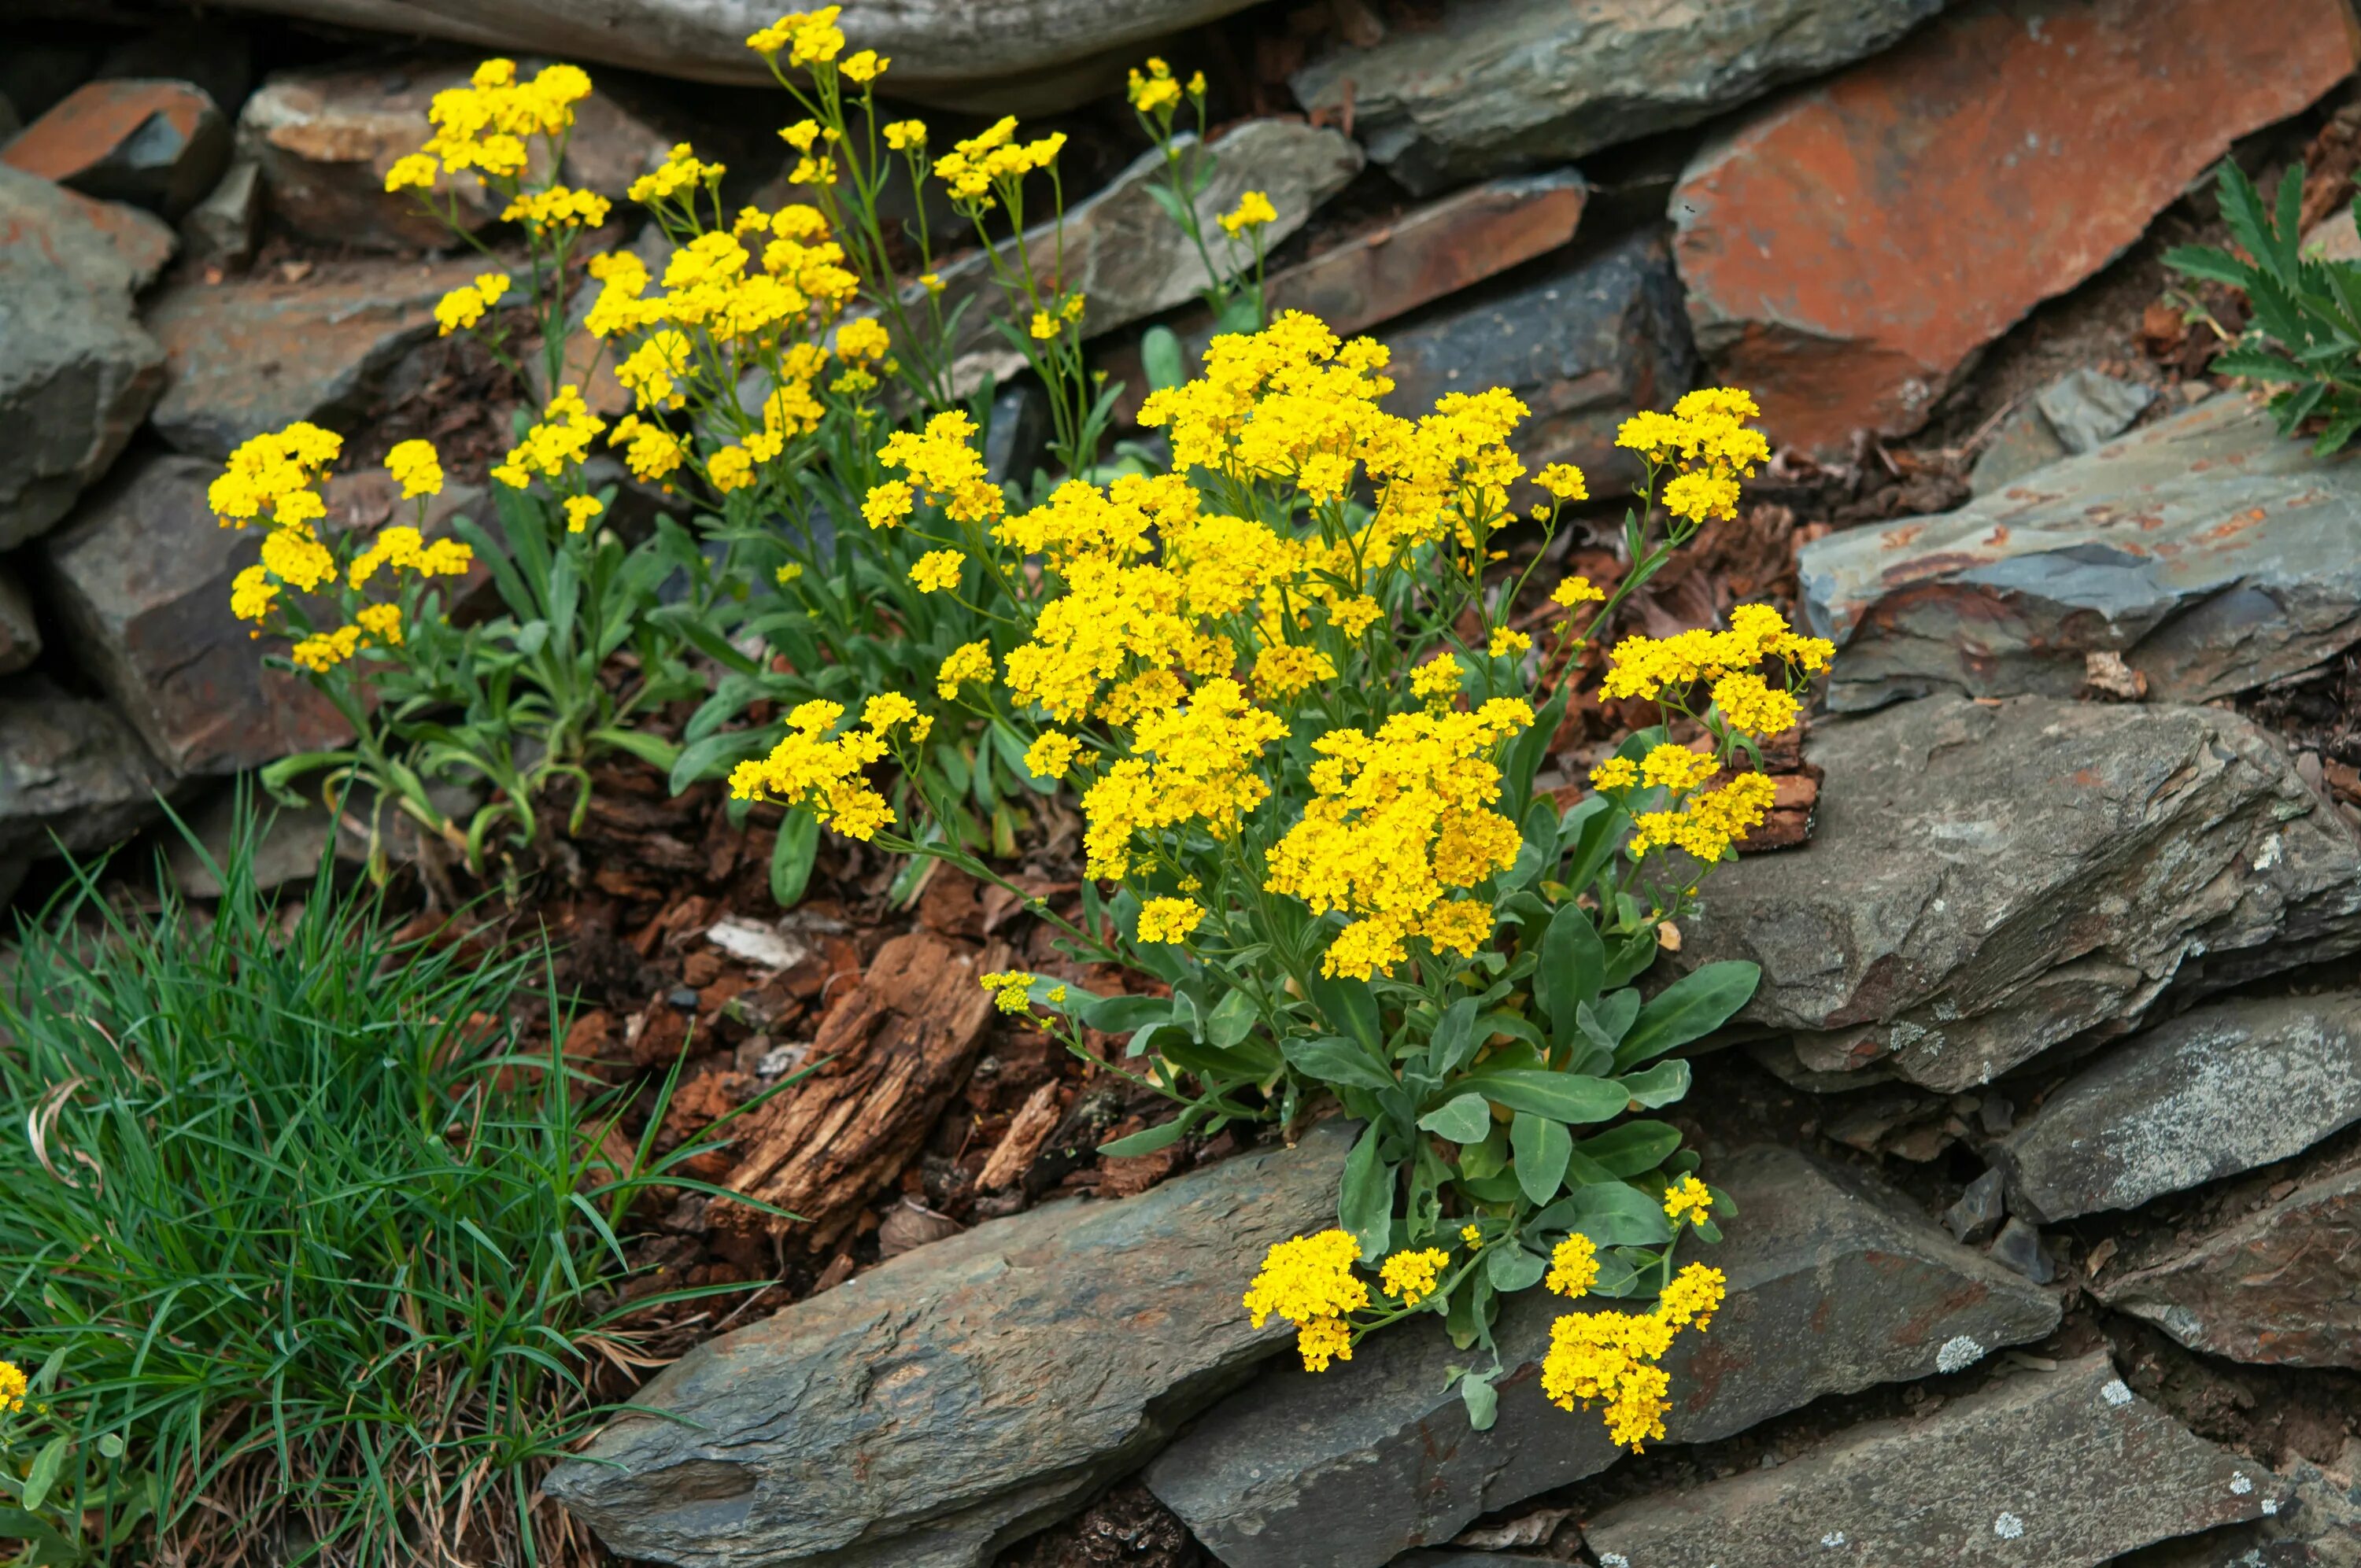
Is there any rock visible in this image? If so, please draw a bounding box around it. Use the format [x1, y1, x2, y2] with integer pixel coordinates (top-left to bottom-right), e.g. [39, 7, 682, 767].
[0, 679, 179, 864]
[163, 791, 341, 896]
[1801, 397, 2361, 710]
[145, 254, 487, 458]
[179, 154, 258, 268]
[2098, 1164, 2361, 1370]
[2307, 206, 2361, 265]
[1679, 695, 2361, 1094]
[1582, 1351, 2282, 1567]
[1144, 1146, 2059, 1568]
[1989, 1216, 2054, 1285]
[97, 21, 254, 121]
[1968, 400, 2071, 495]
[1291, 0, 1944, 197]
[0, 43, 98, 126]
[2117, 1455, 2361, 1568]
[940, 120, 1361, 380]
[206, 0, 1263, 107]
[0, 165, 171, 549]
[39, 453, 480, 777]
[0, 567, 39, 675]
[2036, 368, 2157, 455]
[1945, 1166, 2007, 1245]
[238, 60, 670, 250]
[1672, 0, 2359, 454]
[0, 78, 230, 219]
[1999, 993, 2361, 1223]
[1380, 229, 1694, 489]
[1265, 168, 1588, 338]
[545, 1120, 1354, 1568]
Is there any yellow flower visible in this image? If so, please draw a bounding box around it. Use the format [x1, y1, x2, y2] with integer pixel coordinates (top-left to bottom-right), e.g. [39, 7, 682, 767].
[863, 479, 914, 529]
[563, 495, 604, 533]
[1709, 670, 1801, 737]
[1657, 1261, 1726, 1329]
[1460, 1223, 1483, 1250]
[1587, 756, 1639, 793]
[840, 49, 887, 83]
[1378, 1247, 1448, 1307]
[354, 602, 403, 645]
[386, 439, 442, 500]
[1663, 470, 1741, 525]
[229, 564, 279, 625]
[909, 549, 965, 593]
[1295, 1315, 1353, 1373]
[1537, 462, 1588, 501]
[1487, 626, 1531, 659]
[884, 119, 929, 151]
[432, 272, 510, 336]
[1024, 729, 1079, 778]
[979, 969, 1036, 1014]
[0, 1360, 27, 1413]
[1243, 1229, 1369, 1332]
[1254, 642, 1337, 699]
[1550, 575, 1605, 608]
[1136, 896, 1206, 944]
[1545, 1233, 1598, 1298]
[1128, 58, 1184, 116]
[775, 561, 805, 585]
[1029, 310, 1059, 341]
[384, 153, 438, 192]
[937, 640, 993, 699]
[836, 317, 889, 362]
[1662, 1174, 1713, 1227]
[727, 697, 896, 839]
[1218, 190, 1279, 236]
[1639, 743, 1717, 793]
[1410, 653, 1461, 703]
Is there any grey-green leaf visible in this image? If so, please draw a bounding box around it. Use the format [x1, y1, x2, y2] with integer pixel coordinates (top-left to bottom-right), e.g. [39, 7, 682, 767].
[1510, 1111, 1572, 1206]
[1417, 1092, 1494, 1143]
[1618, 1057, 1692, 1109]
[1281, 1035, 1398, 1094]
[1616, 960, 1760, 1067]
[1461, 1068, 1628, 1124]
[1459, 1371, 1500, 1430]
[1534, 901, 1606, 1039]
[1339, 1121, 1394, 1261]
[1486, 1243, 1546, 1293]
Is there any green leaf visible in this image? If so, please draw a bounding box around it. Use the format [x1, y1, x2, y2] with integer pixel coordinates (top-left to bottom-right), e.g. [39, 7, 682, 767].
[1510, 1111, 1572, 1205]
[1542, 1182, 1673, 1247]
[1461, 1068, 1627, 1124]
[1099, 1116, 1191, 1157]
[20, 1435, 67, 1513]
[1282, 1034, 1398, 1093]
[1533, 902, 1605, 1042]
[1576, 1120, 1683, 1178]
[1576, 991, 1639, 1054]
[1417, 1092, 1494, 1143]
[1617, 961, 1759, 1067]
[2162, 242, 2254, 287]
[1617, 1057, 1691, 1109]
[1602, 928, 1661, 989]
[1456, 1121, 1509, 1179]
[1078, 994, 1172, 1034]
[1141, 324, 1188, 394]
[1458, 1371, 1500, 1431]
[670, 727, 768, 793]
[1206, 987, 1258, 1049]
[1310, 974, 1384, 1053]
[1485, 1242, 1547, 1293]
[769, 810, 820, 907]
[1339, 1121, 1393, 1261]
[1427, 996, 1483, 1077]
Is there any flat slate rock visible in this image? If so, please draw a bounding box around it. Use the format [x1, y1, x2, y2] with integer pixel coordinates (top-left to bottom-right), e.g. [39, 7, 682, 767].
[2000, 992, 2361, 1222]
[145, 254, 487, 457]
[0, 678, 179, 865]
[1144, 1146, 2058, 1568]
[1679, 695, 2361, 1094]
[1583, 1352, 2281, 1567]
[545, 1121, 1354, 1568]
[1801, 397, 2361, 710]
[2098, 1164, 2361, 1371]
[1291, 0, 1943, 196]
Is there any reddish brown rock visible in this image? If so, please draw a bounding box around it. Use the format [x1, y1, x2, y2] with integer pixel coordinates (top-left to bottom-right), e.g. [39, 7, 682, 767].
[1672, 0, 2361, 454]
[1, 77, 229, 219]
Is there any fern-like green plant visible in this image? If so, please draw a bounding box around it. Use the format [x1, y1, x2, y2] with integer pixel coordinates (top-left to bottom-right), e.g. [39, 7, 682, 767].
[2166, 160, 2361, 453]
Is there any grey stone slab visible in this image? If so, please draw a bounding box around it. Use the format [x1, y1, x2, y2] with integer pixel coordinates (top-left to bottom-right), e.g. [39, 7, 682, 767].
[2038, 368, 2157, 454]
[1801, 397, 2361, 710]
[2001, 993, 2361, 1222]
[1583, 1351, 2281, 1567]
[0, 566, 39, 675]
[2099, 1164, 2361, 1370]
[1679, 695, 2361, 1094]
[1144, 1146, 2059, 1568]
[545, 1121, 1355, 1568]
[0, 677, 179, 863]
[1291, 0, 1944, 195]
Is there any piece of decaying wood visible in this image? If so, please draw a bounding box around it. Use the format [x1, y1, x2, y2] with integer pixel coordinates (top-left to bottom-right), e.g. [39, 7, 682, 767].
[977, 1081, 1064, 1192]
[713, 930, 1007, 1250]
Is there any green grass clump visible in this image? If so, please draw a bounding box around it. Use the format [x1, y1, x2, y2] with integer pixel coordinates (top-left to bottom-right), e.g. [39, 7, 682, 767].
[0, 812, 760, 1566]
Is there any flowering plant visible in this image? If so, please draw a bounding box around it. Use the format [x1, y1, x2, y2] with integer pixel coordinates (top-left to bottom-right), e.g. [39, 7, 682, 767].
[0, 1355, 144, 1562]
[731, 304, 1829, 1444]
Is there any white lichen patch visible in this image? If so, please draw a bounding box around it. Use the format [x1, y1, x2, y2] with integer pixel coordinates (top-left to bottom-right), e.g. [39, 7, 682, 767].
[2230, 1472, 2254, 1495]
[1600, 1555, 1631, 1568]
[1821, 1531, 1847, 1548]
[2100, 1378, 2134, 1407]
[1993, 1511, 2025, 1540]
[1936, 1334, 1983, 1374]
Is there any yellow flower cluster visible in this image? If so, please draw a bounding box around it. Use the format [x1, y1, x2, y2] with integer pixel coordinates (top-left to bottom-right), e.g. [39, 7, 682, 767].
[1023, 729, 1079, 778]
[0, 1360, 23, 1414]
[1378, 1247, 1447, 1307]
[1243, 1229, 1369, 1373]
[386, 58, 590, 187]
[1614, 388, 1774, 526]
[1218, 190, 1278, 236]
[1663, 1175, 1713, 1226]
[502, 184, 610, 231]
[747, 6, 846, 67]
[1263, 699, 1532, 980]
[1545, 1234, 1599, 1297]
[492, 386, 604, 490]
[1598, 604, 1831, 703]
[877, 411, 1004, 528]
[1541, 1262, 1727, 1449]
[346, 525, 471, 591]
[932, 116, 1066, 208]
[979, 969, 1036, 1014]
[726, 695, 929, 840]
[1136, 896, 1206, 944]
[1126, 57, 1191, 116]
[386, 439, 443, 500]
[434, 272, 510, 335]
[1080, 679, 1286, 879]
[626, 142, 726, 205]
[937, 640, 994, 700]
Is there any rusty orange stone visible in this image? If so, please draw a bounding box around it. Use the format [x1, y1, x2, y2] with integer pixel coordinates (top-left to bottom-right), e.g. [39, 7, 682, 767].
[1672, 0, 2361, 456]
[2, 78, 228, 220]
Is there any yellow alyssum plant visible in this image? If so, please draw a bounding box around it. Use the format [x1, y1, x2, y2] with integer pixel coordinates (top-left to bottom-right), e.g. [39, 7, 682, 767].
[733, 305, 1829, 1444]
